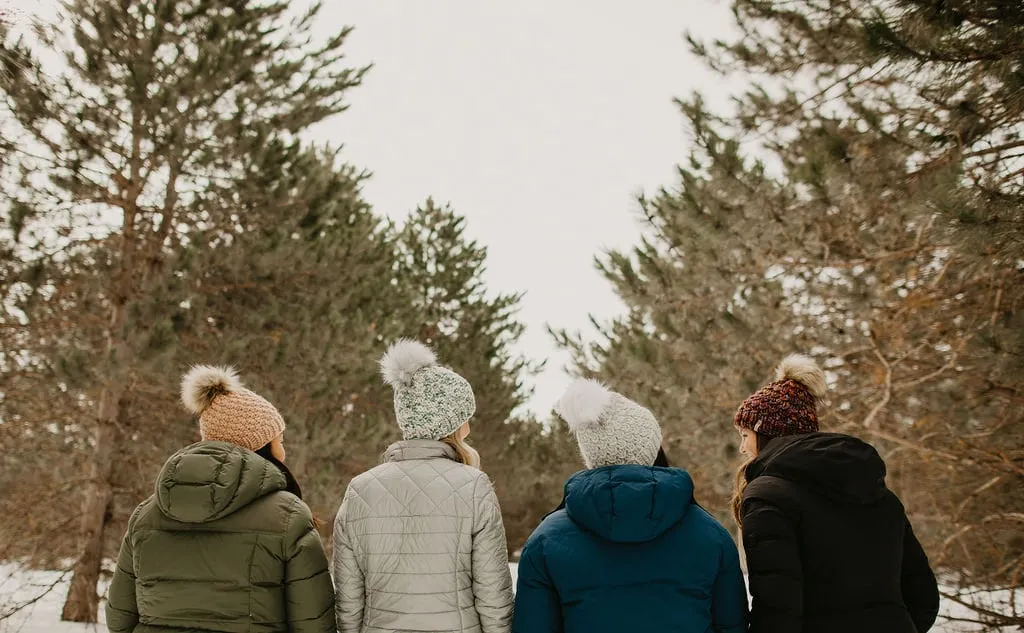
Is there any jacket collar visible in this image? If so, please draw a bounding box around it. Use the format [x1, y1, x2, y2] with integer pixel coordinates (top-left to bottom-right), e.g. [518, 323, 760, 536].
[384, 439, 458, 463]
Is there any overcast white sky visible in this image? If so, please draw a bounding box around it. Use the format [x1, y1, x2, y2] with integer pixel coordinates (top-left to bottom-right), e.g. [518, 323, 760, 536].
[310, 1, 736, 417]
[14, 0, 737, 417]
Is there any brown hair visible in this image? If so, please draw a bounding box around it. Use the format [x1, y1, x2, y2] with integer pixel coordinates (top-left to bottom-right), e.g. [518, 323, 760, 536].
[731, 431, 770, 526]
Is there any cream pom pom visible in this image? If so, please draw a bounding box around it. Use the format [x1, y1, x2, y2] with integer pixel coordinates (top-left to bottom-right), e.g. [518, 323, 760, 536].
[776, 354, 827, 399]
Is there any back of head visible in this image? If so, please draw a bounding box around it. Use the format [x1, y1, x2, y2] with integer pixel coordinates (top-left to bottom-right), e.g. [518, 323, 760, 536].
[167, 366, 291, 522]
[554, 380, 689, 538]
[555, 379, 663, 469]
[732, 354, 828, 525]
[181, 365, 286, 451]
[734, 354, 827, 438]
[379, 339, 476, 442]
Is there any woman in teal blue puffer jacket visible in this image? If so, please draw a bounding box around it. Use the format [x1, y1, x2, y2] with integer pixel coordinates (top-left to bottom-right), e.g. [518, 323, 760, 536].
[512, 380, 748, 633]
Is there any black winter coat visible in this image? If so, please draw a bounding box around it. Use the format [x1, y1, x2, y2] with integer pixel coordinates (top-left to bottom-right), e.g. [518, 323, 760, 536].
[740, 432, 940, 633]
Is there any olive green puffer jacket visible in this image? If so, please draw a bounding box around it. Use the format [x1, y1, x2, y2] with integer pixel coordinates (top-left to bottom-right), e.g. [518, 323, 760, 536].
[105, 441, 335, 633]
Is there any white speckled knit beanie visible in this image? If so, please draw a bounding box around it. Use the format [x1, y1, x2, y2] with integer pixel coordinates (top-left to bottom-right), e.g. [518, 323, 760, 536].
[181, 365, 285, 451]
[555, 379, 663, 469]
[379, 339, 476, 441]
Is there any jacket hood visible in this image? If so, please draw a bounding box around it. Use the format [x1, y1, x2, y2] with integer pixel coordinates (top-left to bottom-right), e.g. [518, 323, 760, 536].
[564, 465, 694, 543]
[156, 441, 287, 523]
[747, 432, 888, 504]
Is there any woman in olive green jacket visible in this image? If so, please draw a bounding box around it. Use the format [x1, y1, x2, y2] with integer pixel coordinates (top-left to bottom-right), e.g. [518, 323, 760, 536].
[106, 366, 335, 633]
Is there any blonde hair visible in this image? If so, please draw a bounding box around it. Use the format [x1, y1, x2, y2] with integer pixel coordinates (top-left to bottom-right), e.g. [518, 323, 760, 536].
[442, 427, 481, 469]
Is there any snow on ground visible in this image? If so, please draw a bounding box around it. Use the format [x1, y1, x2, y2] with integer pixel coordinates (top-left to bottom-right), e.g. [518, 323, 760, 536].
[0, 563, 109, 633]
[1, 562, 1019, 632]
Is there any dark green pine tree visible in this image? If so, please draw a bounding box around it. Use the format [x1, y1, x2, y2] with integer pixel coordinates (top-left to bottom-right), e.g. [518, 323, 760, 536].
[560, 4, 1022, 622]
[392, 199, 536, 422]
[390, 199, 568, 547]
[552, 100, 803, 515]
[0, 234, 113, 569]
[0, 0, 367, 620]
[112, 142, 410, 536]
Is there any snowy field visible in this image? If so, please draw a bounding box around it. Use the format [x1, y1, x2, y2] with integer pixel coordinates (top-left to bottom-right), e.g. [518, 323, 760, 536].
[0, 562, 1019, 632]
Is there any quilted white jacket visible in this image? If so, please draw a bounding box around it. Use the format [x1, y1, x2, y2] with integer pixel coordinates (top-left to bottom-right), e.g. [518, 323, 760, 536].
[333, 440, 513, 633]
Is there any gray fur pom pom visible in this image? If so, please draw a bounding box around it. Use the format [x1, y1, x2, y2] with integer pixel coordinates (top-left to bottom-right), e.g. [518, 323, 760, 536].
[380, 339, 437, 387]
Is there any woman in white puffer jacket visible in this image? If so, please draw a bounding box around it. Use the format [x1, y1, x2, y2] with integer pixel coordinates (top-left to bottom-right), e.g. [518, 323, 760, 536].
[332, 339, 513, 633]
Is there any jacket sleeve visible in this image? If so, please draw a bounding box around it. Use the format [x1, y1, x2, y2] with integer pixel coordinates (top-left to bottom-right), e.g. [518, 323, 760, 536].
[901, 520, 940, 632]
[741, 491, 803, 633]
[511, 535, 562, 633]
[105, 508, 141, 633]
[712, 532, 749, 633]
[333, 485, 365, 633]
[283, 498, 336, 633]
[472, 474, 514, 633]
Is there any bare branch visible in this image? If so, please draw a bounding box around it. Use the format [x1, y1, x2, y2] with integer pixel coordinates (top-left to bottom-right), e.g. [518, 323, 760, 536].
[862, 334, 892, 428]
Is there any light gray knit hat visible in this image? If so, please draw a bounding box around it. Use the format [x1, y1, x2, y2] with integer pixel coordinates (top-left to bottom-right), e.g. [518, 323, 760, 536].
[380, 339, 476, 441]
[555, 379, 663, 469]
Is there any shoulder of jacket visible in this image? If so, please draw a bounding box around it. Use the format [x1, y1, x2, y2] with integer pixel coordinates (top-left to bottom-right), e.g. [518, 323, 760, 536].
[348, 465, 379, 487]
[743, 474, 794, 501]
[527, 508, 574, 546]
[346, 461, 400, 490]
[282, 491, 310, 517]
[279, 493, 316, 543]
[127, 496, 157, 531]
[690, 504, 735, 545]
[742, 475, 802, 517]
[471, 467, 496, 492]
[519, 511, 579, 581]
[885, 488, 906, 511]
[250, 490, 311, 533]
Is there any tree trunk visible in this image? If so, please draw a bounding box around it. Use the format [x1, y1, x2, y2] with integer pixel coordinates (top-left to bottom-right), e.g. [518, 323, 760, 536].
[60, 388, 119, 623]
[61, 287, 130, 622]
[59, 92, 156, 620]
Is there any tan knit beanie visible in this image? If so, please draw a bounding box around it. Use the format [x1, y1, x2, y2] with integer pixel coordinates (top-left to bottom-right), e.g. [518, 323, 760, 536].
[181, 365, 285, 451]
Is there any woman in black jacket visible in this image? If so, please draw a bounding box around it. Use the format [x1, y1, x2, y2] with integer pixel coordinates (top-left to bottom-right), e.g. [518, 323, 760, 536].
[732, 354, 940, 633]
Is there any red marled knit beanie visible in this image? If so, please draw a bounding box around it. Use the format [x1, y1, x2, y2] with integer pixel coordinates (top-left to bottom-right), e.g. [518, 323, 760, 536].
[735, 354, 827, 437]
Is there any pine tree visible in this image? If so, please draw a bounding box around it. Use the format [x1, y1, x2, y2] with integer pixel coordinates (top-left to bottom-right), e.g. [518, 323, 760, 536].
[0, 0, 366, 620]
[172, 142, 410, 520]
[553, 101, 802, 513]
[0, 238, 106, 568]
[390, 199, 565, 547]
[392, 199, 535, 420]
[694, 0, 1024, 610]
[561, 1, 1022, 622]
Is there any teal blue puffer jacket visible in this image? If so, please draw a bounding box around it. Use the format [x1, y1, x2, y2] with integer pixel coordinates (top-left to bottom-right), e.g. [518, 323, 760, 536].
[513, 465, 748, 633]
